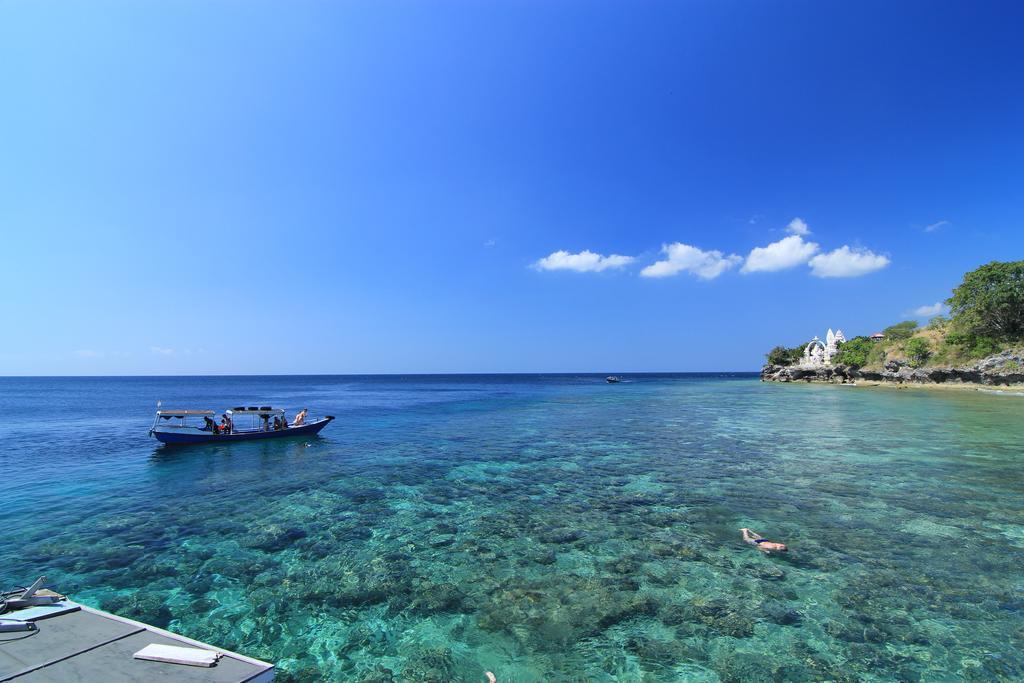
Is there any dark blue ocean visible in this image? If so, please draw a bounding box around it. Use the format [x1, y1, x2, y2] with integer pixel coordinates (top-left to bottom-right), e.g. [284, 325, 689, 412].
[1, 375, 1023, 681]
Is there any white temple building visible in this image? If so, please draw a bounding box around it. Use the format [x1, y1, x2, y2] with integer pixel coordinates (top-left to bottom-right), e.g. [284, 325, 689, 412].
[802, 328, 846, 366]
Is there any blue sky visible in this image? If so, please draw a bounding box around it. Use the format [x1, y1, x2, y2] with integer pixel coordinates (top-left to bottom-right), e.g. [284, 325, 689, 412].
[1, 1, 1022, 375]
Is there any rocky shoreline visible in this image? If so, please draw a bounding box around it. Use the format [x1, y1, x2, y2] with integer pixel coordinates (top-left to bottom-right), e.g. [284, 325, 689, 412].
[761, 350, 1024, 387]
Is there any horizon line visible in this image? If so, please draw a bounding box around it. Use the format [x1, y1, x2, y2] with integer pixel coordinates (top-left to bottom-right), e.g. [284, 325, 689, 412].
[0, 370, 762, 379]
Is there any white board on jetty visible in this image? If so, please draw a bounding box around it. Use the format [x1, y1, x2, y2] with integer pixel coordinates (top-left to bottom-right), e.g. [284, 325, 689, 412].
[133, 643, 221, 667]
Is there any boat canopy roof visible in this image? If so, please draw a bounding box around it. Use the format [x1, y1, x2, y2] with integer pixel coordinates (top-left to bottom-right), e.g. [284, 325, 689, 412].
[226, 407, 284, 416]
[156, 409, 215, 417]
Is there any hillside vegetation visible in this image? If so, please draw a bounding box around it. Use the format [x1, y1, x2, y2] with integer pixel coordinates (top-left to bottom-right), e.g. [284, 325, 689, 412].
[766, 260, 1024, 371]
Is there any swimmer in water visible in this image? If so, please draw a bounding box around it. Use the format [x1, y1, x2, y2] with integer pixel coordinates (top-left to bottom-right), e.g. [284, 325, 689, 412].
[741, 528, 788, 553]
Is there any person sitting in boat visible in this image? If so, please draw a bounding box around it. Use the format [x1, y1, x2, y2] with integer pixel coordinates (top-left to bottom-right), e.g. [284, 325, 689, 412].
[261, 414, 270, 432]
[203, 416, 219, 434]
[220, 414, 233, 435]
[292, 408, 308, 426]
[272, 416, 282, 430]
[741, 528, 787, 553]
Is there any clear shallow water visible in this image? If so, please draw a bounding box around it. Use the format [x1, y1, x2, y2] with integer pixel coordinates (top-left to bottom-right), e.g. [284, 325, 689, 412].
[1, 375, 1022, 682]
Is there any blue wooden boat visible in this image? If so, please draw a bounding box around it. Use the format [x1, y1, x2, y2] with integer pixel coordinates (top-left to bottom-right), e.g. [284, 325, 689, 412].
[149, 405, 334, 445]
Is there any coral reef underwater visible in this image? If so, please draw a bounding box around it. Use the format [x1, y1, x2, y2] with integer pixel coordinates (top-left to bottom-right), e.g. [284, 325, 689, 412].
[2, 375, 1023, 681]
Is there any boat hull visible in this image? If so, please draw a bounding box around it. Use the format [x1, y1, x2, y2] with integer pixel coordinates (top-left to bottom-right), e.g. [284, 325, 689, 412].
[152, 417, 334, 445]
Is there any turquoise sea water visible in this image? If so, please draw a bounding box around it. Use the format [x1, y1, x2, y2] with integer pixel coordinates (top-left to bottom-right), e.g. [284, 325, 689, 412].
[1, 374, 1023, 681]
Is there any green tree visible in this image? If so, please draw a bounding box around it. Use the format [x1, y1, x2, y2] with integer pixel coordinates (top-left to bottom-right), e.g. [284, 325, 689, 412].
[766, 346, 789, 366]
[832, 336, 873, 367]
[946, 260, 1024, 340]
[944, 331, 1002, 359]
[883, 320, 918, 340]
[766, 345, 805, 366]
[905, 337, 931, 368]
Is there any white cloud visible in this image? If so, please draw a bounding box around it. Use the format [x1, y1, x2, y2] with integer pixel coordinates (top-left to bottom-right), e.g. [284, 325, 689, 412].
[533, 249, 634, 273]
[912, 302, 949, 317]
[786, 217, 810, 236]
[75, 349, 101, 358]
[150, 346, 175, 355]
[483, 239, 496, 247]
[640, 243, 741, 279]
[924, 220, 949, 233]
[808, 246, 890, 278]
[741, 235, 820, 273]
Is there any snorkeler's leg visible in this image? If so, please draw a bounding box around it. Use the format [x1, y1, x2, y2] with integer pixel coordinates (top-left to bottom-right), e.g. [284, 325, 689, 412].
[741, 528, 762, 544]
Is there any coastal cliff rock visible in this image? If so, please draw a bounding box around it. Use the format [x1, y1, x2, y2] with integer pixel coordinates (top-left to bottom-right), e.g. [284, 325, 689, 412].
[761, 350, 1024, 386]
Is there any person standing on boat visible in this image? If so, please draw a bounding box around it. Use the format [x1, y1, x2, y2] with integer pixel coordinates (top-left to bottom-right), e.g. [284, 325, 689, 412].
[293, 408, 308, 426]
[221, 413, 233, 435]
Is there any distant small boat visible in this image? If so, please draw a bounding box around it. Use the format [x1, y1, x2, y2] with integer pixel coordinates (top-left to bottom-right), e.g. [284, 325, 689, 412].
[605, 376, 622, 383]
[150, 406, 333, 445]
